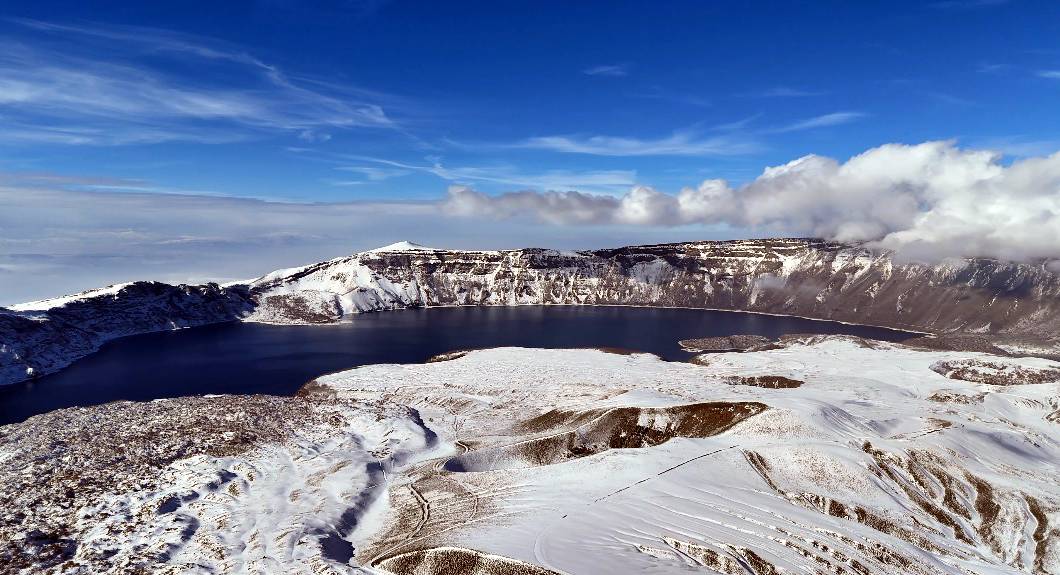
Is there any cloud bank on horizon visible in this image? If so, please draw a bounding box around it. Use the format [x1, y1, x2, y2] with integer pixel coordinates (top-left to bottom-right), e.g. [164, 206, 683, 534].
[444, 141, 1060, 264]
[3, 140, 1060, 304]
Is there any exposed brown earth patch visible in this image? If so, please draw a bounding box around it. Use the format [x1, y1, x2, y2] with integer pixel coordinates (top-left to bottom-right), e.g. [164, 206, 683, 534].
[966, 472, 1004, 557]
[930, 358, 1060, 385]
[679, 334, 773, 352]
[725, 375, 804, 389]
[426, 350, 473, 362]
[663, 537, 781, 574]
[255, 292, 339, 323]
[861, 442, 975, 546]
[377, 546, 561, 575]
[1026, 496, 1059, 575]
[0, 394, 316, 573]
[902, 335, 1010, 355]
[746, 450, 949, 558]
[927, 391, 987, 404]
[446, 402, 767, 472]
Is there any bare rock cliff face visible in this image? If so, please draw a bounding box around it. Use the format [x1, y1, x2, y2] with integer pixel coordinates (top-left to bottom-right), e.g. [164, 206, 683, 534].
[0, 282, 253, 386]
[247, 238, 1060, 336]
[2, 238, 1059, 386]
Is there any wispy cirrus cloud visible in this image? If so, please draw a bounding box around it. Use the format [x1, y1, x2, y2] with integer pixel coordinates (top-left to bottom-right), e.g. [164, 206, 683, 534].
[515, 112, 862, 158]
[335, 166, 410, 181]
[742, 86, 826, 98]
[347, 156, 637, 194]
[976, 62, 1007, 74]
[768, 111, 867, 133]
[582, 64, 629, 77]
[1038, 70, 1060, 79]
[517, 130, 760, 157]
[628, 87, 711, 107]
[0, 19, 398, 145]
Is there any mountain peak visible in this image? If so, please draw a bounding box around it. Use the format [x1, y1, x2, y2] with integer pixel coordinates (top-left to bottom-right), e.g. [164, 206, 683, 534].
[367, 241, 433, 253]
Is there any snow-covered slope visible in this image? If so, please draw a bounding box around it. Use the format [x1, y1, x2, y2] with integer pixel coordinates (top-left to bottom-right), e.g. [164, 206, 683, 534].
[4, 238, 1060, 386]
[0, 282, 252, 386]
[245, 238, 1060, 338]
[5, 338, 1058, 574]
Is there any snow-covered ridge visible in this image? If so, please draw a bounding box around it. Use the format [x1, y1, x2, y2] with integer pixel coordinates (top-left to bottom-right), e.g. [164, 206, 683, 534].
[243, 238, 1060, 339]
[9, 282, 135, 312]
[3, 238, 1060, 386]
[367, 240, 434, 252]
[1, 281, 253, 386]
[5, 339, 1059, 573]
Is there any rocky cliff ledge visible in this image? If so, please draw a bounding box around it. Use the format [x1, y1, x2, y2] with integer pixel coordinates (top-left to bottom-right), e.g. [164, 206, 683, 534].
[0, 282, 253, 386]
[3, 238, 1059, 385]
[246, 238, 1060, 336]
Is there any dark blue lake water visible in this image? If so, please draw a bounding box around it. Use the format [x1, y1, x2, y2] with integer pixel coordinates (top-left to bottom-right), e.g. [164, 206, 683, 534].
[0, 306, 914, 425]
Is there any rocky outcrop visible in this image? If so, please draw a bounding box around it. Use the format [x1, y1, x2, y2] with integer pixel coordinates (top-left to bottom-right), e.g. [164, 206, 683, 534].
[0, 282, 253, 386]
[679, 335, 774, 352]
[246, 238, 1060, 337]
[3, 238, 1060, 386]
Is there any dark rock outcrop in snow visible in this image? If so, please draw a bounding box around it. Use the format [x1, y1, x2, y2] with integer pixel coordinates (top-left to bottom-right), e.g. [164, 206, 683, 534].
[679, 335, 774, 352]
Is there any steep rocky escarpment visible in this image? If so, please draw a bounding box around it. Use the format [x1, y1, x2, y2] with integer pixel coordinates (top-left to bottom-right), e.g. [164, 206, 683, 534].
[0, 282, 252, 386]
[247, 238, 1060, 337]
[3, 238, 1059, 386]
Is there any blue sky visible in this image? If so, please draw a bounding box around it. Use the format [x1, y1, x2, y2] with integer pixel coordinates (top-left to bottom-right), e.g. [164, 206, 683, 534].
[2, 1, 1060, 302]
[2, 0, 1058, 199]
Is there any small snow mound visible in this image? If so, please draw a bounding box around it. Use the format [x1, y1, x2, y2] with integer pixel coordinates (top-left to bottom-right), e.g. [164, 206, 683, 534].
[367, 241, 433, 253]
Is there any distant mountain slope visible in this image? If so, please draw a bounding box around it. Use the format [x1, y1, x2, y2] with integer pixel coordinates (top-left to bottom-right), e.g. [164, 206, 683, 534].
[0, 283, 252, 386]
[245, 238, 1060, 336]
[2, 238, 1059, 386]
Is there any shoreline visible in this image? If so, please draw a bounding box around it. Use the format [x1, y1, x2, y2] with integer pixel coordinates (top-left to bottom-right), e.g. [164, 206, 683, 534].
[3, 301, 929, 391]
[246, 300, 933, 336]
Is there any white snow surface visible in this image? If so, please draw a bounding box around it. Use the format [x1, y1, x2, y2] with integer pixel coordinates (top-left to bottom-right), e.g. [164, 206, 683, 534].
[9, 282, 134, 312]
[367, 241, 434, 253]
[53, 338, 1060, 574]
[317, 341, 1060, 575]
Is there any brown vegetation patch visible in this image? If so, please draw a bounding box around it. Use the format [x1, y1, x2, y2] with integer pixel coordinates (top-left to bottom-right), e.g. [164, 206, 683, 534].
[256, 293, 339, 323]
[446, 402, 767, 472]
[376, 547, 560, 575]
[861, 442, 974, 546]
[1026, 496, 1058, 575]
[426, 350, 472, 363]
[295, 380, 338, 398]
[902, 335, 1010, 355]
[930, 359, 1060, 386]
[725, 375, 804, 389]
[663, 537, 781, 575]
[966, 473, 1004, 556]
[0, 394, 316, 573]
[927, 391, 986, 404]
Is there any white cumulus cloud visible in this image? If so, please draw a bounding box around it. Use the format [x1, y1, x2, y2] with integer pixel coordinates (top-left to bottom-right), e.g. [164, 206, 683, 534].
[442, 140, 1060, 263]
